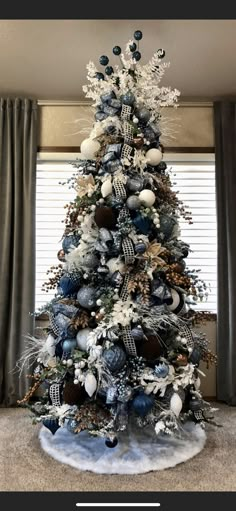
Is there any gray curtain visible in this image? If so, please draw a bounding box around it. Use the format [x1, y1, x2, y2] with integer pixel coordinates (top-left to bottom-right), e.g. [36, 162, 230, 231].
[214, 101, 236, 405]
[0, 98, 37, 406]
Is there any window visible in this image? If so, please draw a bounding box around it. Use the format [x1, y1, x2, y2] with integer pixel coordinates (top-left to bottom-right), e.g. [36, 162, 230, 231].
[36, 161, 76, 309]
[36, 154, 217, 313]
[166, 155, 217, 312]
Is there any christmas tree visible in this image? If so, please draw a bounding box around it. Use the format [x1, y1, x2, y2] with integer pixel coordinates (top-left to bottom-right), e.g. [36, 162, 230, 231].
[19, 30, 217, 449]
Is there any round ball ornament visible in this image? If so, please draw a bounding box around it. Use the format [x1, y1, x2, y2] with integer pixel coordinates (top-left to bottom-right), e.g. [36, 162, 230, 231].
[81, 253, 99, 269]
[99, 55, 109, 66]
[76, 328, 93, 351]
[105, 436, 118, 448]
[77, 287, 97, 310]
[139, 189, 156, 207]
[126, 195, 141, 210]
[122, 91, 135, 105]
[105, 66, 114, 76]
[167, 289, 184, 314]
[95, 72, 104, 81]
[129, 42, 137, 52]
[80, 138, 101, 160]
[135, 107, 151, 123]
[127, 178, 143, 193]
[134, 30, 143, 41]
[133, 51, 141, 61]
[62, 338, 77, 353]
[146, 147, 163, 166]
[113, 46, 121, 55]
[131, 391, 154, 417]
[102, 345, 126, 373]
[94, 206, 117, 229]
[137, 334, 163, 360]
[63, 382, 86, 406]
[62, 234, 80, 254]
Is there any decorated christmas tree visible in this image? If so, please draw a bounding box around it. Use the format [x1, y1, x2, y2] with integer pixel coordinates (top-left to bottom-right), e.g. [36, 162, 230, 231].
[18, 31, 217, 454]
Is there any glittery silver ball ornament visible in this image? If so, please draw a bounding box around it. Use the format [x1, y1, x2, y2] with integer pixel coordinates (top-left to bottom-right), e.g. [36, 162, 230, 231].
[77, 287, 97, 310]
[127, 178, 143, 192]
[126, 195, 141, 210]
[102, 345, 126, 373]
[123, 91, 135, 105]
[81, 253, 99, 269]
[135, 107, 151, 123]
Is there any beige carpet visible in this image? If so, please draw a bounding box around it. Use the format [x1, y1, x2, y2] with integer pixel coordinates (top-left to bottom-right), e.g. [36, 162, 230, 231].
[0, 403, 236, 492]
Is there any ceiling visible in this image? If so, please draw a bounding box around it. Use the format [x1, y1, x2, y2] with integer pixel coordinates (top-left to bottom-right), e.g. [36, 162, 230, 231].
[0, 19, 235, 101]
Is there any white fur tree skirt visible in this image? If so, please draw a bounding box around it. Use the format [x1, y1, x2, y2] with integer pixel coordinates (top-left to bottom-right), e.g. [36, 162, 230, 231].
[39, 421, 206, 474]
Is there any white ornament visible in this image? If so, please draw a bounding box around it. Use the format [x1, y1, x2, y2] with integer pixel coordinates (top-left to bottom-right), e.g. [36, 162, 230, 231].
[78, 360, 86, 369]
[62, 360, 67, 365]
[139, 189, 156, 207]
[85, 372, 97, 397]
[74, 368, 82, 377]
[76, 328, 92, 351]
[170, 392, 183, 417]
[80, 138, 101, 160]
[195, 377, 201, 390]
[74, 379, 79, 385]
[146, 148, 163, 166]
[66, 359, 73, 368]
[96, 299, 102, 306]
[101, 179, 112, 198]
[168, 289, 181, 311]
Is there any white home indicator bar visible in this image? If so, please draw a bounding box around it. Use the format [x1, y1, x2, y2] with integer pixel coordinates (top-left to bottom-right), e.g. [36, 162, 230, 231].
[76, 504, 161, 507]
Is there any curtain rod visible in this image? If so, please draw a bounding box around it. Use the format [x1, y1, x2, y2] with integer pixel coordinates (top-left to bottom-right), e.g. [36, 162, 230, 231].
[38, 100, 213, 107]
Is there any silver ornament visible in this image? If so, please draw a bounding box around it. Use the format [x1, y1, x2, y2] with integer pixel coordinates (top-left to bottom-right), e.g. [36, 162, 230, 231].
[81, 253, 99, 269]
[127, 178, 143, 192]
[77, 287, 97, 310]
[126, 195, 141, 210]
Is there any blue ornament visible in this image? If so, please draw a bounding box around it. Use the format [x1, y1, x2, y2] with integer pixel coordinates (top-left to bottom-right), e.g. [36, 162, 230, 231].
[43, 418, 60, 435]
[132, 214, 152, 235]
[133, 51, 141, 61]
[134, 30, 143, 41]
[77, 286, 97, 310]
[113, 46, 121, 55]
[131, 326, 144, 341]
[131, 392, 154, 417]
[105, 437, 118, 448]
[123, 91, 135, 106]
[157, 48, 165, 59]
[190, 347, 202, 365]
[129, 42, 137, 52]
[135, 107, 151, 123]
[59, 275, 81, 297]
[99, 55, 109, 66]
[105, 66, 114, 76]
[67, 419, 78, 433]
[62, 234, 80, 254]
[102, 345, 126, 373]
[62, 338, 77, 353]
[95, 72, 104, 81]
[134, 241, 146, 254]
[154, 363, 169, 378]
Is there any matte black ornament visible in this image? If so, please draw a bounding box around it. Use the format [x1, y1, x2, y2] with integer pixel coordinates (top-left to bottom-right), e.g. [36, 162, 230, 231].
[133, 51, 141, 61]
[134, 30, 143, 41]
[105, 437, 118, 448]
[99, 55, 109, 66]
[157, 161, 167, 172]
[43, 418, 60, 435]
[105, 66, 114, 76]
[113, 46, 121, 55]
[129, 42, 137, 52]
[95, 72, 104, 81]
[157, 48, 166, 59]
[102, 345, 126, 373]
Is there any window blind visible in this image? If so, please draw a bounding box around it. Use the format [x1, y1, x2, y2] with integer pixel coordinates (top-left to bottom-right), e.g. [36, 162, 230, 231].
[36, 160, 217, 313]
[170, 163, 217, 312]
